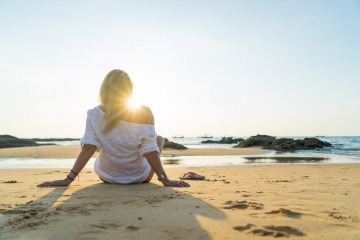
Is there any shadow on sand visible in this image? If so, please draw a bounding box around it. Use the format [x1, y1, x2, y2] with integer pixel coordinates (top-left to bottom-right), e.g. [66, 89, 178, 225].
[1, 181, 226, 239]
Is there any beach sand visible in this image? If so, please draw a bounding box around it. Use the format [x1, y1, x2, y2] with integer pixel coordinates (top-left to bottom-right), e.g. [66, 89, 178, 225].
[1, 164, 359, 239]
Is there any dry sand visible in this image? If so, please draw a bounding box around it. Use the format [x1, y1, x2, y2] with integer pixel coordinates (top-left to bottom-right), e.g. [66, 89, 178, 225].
[0, 145, 272, 158]
[1, 165, 359, 239]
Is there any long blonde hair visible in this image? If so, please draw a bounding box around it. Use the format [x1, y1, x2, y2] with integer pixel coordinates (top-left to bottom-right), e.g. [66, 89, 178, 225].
[99, 69, 133, 132]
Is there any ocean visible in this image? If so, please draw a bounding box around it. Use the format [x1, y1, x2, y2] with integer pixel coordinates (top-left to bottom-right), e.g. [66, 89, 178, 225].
[168, 136, 360, 157]
[0, 136, 359, 169]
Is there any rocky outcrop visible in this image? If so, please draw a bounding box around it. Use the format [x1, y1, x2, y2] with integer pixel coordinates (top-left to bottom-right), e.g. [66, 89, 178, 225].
[235, 135, 275, 148]
[234, 135, 331, 152]
[164, 138, 188, 150]
[0, 135, 40, 148]
[201, 137, 244, 144]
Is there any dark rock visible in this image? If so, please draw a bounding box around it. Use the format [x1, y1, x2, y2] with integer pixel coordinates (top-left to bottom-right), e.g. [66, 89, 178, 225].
[303, 137, 331, 148]
[271, 138, 302, 151]
[201, 137, 243, 144]
[234, 135, 331, 152]
[0, 135, 39, 149]
[164, 138, 188, 150]
[236, 135, 276, 148]
[201, 140, 218, 144]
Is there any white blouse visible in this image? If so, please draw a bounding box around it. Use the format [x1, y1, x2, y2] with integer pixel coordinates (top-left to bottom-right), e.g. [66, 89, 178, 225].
[80, 106, 160, 184]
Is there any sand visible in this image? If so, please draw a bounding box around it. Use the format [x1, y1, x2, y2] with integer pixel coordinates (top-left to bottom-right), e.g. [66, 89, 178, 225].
[1, 164, 359, 239]
[0, 145, 272, 158]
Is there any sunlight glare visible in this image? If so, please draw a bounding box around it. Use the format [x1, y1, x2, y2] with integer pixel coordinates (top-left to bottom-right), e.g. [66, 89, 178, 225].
[128, 97, 141, 109]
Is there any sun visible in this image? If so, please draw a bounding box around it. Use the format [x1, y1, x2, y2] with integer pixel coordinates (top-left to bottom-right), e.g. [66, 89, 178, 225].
[127, 96, 141, 109]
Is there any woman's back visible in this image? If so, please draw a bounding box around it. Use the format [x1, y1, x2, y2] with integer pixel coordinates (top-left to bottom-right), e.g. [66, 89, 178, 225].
[81, 105, 160, 184]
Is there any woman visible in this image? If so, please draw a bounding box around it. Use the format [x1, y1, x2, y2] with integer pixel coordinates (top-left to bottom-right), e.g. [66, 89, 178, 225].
[38, 69, 189, 187]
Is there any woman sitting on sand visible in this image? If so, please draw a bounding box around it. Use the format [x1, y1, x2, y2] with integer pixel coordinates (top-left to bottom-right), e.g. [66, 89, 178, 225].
[38, 69, 189, 188]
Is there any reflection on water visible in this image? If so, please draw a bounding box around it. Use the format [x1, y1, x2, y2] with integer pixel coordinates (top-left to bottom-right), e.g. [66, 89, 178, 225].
[244, 157, 330, 163]
[0, 154, 358, 169]
[346, 148, 360, 151]
[161, 154, 176, 158]
[163, 159, 181, 165]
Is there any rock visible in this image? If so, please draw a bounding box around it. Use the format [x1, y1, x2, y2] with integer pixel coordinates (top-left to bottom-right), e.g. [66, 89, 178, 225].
[234, 135, 331, 152]
[271, 138, 301, 151]
[303, 137, 331, 148]
[236, 135, 276, 148]
[0, 135, 39, 149]
[164, 138, 188, 150]
[201, 137, 243, 144]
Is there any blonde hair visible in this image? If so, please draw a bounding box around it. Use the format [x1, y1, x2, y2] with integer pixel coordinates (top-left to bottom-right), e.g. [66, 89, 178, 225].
[99, 69, 133, 132]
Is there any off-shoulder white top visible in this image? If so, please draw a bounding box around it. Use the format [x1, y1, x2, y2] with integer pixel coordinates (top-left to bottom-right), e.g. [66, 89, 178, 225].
[80, 106, 159, 184]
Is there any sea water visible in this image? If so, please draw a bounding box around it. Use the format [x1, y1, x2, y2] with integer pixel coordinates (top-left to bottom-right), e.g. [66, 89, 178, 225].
[162, 136, 360, 167]
[0, 136, 359, 169]
[168, 136, 360, 157]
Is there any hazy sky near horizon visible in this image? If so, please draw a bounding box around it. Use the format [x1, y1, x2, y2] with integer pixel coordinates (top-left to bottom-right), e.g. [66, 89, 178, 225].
[1, 0, 359, 138]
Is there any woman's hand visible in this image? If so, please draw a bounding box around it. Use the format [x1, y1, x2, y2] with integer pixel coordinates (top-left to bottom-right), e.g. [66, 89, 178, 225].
[161, 178, 190, 187]
[37, 178, 72, 187]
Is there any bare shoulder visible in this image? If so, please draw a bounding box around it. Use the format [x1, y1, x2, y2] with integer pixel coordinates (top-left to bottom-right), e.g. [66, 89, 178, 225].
[129, 105, 154, 125]
[138, 105, 155, 125]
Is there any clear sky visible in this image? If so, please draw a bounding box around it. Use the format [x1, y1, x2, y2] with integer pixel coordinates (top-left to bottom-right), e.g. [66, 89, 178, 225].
[1, 0, 359, 138]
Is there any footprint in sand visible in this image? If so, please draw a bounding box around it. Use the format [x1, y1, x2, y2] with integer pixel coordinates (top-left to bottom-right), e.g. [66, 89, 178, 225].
[62, 204, 91, 216]
[7, 216, 47, 228]
[126, 225, 140, 231]
[5, 205, 56, 229]
[2, 180, 18, 183]
[233, 223, 256, 231]
[242, 194, 252, 197]
[233, 223, 305, 237]
[266, 208, 302, 219]
[269, 179, 291, 183]
[145, 193, 182, 204]
[328, 212, 346, 220]
[223, 201, 264, 210]
[349, 215, 360, 223]
[4, 206, 47, 215]
[90, 222, 122, 229]
[3, 201, 47, 215]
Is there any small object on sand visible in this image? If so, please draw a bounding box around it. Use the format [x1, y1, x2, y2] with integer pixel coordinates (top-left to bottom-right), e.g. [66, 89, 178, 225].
[180, 172, 205, 180]
[2, 180, 17, 183]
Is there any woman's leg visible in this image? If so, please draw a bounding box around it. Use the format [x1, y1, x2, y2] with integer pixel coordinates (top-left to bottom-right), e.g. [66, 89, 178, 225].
[143, 135, 164, 183]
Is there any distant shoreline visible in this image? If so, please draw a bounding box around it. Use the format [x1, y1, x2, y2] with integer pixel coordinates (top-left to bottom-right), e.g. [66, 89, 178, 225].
[32, 138, 80, 142]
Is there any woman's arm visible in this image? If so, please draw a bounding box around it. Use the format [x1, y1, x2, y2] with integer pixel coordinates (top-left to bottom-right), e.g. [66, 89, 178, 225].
[37, 144, 97, 187]
[144, 151, 190, 187]
[139, 106, 189, 187]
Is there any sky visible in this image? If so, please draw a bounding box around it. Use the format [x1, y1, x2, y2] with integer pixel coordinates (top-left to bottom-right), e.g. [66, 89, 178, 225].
[0, 0, 359, 138]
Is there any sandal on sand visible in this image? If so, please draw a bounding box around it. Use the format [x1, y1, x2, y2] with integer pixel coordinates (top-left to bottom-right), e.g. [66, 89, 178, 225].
[179, 172, 205, 180]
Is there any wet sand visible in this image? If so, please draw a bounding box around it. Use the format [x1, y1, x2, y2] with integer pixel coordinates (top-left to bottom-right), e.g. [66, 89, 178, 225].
[1, 165, 359, 239]
[0, 145, 272, 158]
